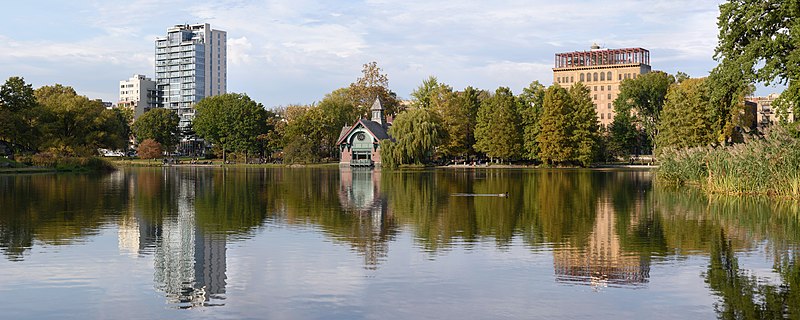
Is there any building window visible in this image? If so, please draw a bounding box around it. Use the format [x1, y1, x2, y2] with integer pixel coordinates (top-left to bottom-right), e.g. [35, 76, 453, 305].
[619, 74, 622, 80]
[608, 103, 612, 109]
[600, 72, 605, 81]
[633, 73, 637, 79]
[557, 77, 561, 83]
[608, 94, 611, 99]
[607, 71, 612, 81]
[608, 113, 612, 119]
[608, 85, 611, 90]
[586, 72, 591, 82]
[570, 76, 574, 83]
[594, 86, 597, 91]
[580, 74, 585, 82]
[601, 113, 604, 119]
[600, 86, 604, 91]
[594, 94, 597, 100]
[593, 72, 598, 81]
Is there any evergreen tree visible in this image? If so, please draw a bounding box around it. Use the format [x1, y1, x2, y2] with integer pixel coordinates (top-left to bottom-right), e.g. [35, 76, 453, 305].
[537, 85, 573, 165]
[569, 83, 601, 166]
[474, 87, 523, 162]
[656, 78, 716, 152]
[518, 81, 546, 161]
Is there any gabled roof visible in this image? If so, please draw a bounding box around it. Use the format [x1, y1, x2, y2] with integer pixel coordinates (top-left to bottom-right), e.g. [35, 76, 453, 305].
[336, 119, 391, 145]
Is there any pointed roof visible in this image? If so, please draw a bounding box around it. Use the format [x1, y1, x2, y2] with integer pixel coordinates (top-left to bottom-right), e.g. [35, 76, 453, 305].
[336, 119, 391, 145]
[370, 96, 383, 111]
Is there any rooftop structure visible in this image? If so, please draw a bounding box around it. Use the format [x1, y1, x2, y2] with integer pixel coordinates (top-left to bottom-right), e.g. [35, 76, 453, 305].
[553, 45, 652, 127]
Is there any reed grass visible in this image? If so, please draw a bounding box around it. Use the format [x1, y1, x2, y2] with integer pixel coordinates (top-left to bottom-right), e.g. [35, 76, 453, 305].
[657, 126, 800, 198]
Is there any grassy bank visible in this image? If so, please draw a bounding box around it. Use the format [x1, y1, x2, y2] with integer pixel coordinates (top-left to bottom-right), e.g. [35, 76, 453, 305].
[657, 126, 800, 198]
[1, 154, 116, 173]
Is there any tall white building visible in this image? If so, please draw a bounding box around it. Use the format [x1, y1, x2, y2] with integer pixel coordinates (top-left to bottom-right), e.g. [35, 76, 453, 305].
[155, 23, 227, 130]
[118, 74, 158, 120]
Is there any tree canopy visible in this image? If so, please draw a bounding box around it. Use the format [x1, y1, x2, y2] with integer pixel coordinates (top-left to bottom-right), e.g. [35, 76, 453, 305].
[382, 108, 445, 167]
[613, 71, 674, 151]
[348, 61, 401, 116]
[193, 93, 270, 161]
[132, 108, 180, 150]
[656, 78, 716, 152]
[474, 87, 523, 162]
[0, 77, 40, 153]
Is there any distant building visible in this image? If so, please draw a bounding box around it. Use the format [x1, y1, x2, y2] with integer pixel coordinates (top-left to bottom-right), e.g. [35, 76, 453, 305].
[337, 98, 391, 167]
[553, 44, 652, 127]
[155, 23, 227, 131]
[118, 74, 158, 120]
[747, 93, 795, 129]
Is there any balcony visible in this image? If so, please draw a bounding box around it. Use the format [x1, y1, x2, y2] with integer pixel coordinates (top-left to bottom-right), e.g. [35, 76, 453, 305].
[350, 159, 374, 167]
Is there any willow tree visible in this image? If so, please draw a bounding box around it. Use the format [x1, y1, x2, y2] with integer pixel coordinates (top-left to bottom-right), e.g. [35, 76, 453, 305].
[382, 108, 445, 167]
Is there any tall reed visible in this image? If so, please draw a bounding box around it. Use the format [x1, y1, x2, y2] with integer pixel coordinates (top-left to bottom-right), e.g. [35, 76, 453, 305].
[657, 126, 800, 198]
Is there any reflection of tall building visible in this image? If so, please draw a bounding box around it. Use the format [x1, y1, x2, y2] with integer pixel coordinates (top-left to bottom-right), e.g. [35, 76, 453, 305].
[553, 199, 650, 288]
[338, 168, 393, 268]
[126, 170, 227, 308]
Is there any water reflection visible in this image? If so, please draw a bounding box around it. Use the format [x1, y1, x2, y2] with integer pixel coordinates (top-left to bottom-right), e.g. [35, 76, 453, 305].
[1, 168, 799, 318]
[338, 167, 394, 268]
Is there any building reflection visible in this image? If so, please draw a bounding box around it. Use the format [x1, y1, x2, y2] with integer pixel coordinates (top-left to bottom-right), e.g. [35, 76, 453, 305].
[338, 167, 395, 269]
[118, 169, 226, 308]
[552, 199, 650, 289]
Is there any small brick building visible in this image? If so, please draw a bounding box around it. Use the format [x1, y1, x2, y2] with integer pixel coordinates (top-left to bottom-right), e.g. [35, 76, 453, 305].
[337, 97, 391, 167]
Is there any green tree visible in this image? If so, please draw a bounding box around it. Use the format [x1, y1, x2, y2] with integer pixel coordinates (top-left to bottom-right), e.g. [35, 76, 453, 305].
[317, 88, 359, 159]
[714, 0, 800, 114]
[613, 71, 675, 152]
[474, 87, 523, 162]
[656, 78, 716, 152]
[440, 86, 481, 159]
[569, 83, 601, 166]
[382, 108, 445, 167]
[131, 108, 180, 151]
[348, 61, 401, 116]
[607, 109, 643, 159]
[0, 76, 40, 153]
[282, 105, 325, 164]
[537, 85, 574, 164]
[193, 93, 269, 162]
[35, 84, 128, 155]
[518, 81, 546, 161]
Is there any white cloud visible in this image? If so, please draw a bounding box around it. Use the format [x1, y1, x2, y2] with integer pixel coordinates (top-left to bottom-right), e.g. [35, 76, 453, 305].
[0, 0, 729, 106]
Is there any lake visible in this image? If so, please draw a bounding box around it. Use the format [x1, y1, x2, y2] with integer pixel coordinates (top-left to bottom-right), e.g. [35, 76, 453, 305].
[0, 167, 798, 319]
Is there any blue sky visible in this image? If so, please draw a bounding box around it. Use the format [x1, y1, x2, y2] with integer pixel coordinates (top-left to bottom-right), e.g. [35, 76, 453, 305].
[0, 0, 782, 107]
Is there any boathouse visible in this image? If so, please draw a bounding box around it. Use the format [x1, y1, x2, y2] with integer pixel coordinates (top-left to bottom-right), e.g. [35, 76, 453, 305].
[337, 97, 391, 167]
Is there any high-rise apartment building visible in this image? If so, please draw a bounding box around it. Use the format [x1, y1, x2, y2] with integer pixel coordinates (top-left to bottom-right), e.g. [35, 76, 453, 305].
[155, 23, 227, 130]
[553, 45, 651, 127]
[118, 74, 158, 120]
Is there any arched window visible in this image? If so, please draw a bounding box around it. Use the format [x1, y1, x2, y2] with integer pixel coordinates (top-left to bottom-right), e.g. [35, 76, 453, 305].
[607, 71, 612, 80]
[586, 72, 591, 82]
[580, 73, 585, 82]
[570, 76, 574, 83]
[593, 72, 598, 81]
[600, 72, 605, 81]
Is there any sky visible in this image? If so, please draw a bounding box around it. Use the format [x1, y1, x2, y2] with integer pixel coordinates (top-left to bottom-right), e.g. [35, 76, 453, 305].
[0, 0, 783, 108]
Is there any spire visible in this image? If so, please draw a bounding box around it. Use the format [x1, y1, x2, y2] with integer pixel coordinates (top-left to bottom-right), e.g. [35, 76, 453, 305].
[370, 96, 386, 126]
[371, 96, 383, 111]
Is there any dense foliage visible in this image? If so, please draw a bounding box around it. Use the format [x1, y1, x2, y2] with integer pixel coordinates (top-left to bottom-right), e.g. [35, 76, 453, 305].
[381, 108, 445, 167]
[193, 93, 272, 161]
[131, 108, 180, 150]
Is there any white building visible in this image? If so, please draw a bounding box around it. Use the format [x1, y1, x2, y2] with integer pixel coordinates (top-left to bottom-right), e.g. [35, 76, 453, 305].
[155, 23, 227, 130]
[118, 74, 158, 120]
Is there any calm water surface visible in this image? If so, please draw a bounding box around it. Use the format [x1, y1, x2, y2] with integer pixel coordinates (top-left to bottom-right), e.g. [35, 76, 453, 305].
[0, 167, 798, 319]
